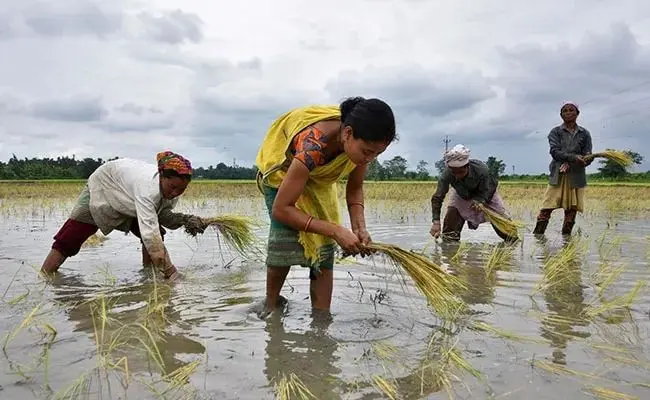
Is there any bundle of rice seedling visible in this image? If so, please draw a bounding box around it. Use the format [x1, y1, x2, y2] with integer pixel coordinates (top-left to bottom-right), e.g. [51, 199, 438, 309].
[475, 203, 524, 239]
[185, 215, 257, 255]
[274, 373, 317, 400]
[363, 242, 468, 319]
[585, 150, 634, 168]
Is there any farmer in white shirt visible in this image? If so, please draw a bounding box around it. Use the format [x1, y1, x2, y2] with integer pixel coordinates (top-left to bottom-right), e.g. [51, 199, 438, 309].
[40, 151, 205, 280]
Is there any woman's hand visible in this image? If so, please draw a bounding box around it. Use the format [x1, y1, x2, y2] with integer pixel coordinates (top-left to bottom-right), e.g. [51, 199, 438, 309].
[334, 226, 362, 256]
[353, 227, 373, 257]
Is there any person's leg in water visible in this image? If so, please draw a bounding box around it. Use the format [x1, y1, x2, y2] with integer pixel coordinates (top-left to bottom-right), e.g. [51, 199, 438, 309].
[442, 206, 465, 241]
[308, 246, 336, 310]
[41, 219, 99, 274]
[562, 208, 577, 235]
[129, 221, 167, 267]
[266, 266, 291, 310]
[533, 208, 553, 235]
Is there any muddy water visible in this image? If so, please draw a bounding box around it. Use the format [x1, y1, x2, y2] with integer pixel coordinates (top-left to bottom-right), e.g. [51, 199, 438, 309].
[1, 196, 649, 400]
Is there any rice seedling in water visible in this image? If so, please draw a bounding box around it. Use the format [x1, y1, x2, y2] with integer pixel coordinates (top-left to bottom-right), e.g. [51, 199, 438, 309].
[583, 386, 640, 400]
[585, 150, 635, 168]
[363, 242, 468, 319]
[449, 241, 470, 265]
[372, 375, 399, 400]
[475, 203, 524, 240]
[484, 244, 515, 276]
[371, 340, 400, 364]
[533, 237, 588, 295]
[583, 280, 646, 321]
[82, 232, 108, 248]
[185, 214, 259, 255]
[274, 373, 317, 400]
[470, 320, 545, 344]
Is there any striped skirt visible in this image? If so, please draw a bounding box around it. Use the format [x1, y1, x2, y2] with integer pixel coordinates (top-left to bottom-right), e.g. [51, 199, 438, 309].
[262, 185, 336, 273]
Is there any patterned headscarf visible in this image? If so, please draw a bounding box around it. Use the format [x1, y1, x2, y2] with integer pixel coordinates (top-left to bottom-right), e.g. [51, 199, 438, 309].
[444, 144, 471, 168]
[156, 151, 192, 176]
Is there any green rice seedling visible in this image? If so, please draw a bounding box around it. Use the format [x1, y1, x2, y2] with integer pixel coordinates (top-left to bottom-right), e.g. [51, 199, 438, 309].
[82, 233, 108, 248]
[450, 241, 470, 265]
[274, 373, 318, 400]
[533, 237, 588, 295]
[585, 150, 635, 168]
[583, 280, 646, 321]
[583, 386, 639, 400]
[372, 375, 400, 400]
[3, 304, 42, 350]
[476, 203, 525, 240]
[470, 320, 545, 344]
[532, 359, 602, 380]
[484, 244, 515, 276]
[185, 214, 260, 256]
[371, 340, 400, 364]
[364, 242, 468, 320]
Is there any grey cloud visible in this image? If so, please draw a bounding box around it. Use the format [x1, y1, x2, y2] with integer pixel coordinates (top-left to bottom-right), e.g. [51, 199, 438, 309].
[494, 23, 649, 108]
[115, 103, 163, 115]
[136, 9, 203, 45]
[129, 45, 262, 78]
[94, 103, 174, 132]
[325, 65, 497, 118]
[0, 2, 203, 46]
[30, 96, 107, 122]
[22, 3, 123, 38]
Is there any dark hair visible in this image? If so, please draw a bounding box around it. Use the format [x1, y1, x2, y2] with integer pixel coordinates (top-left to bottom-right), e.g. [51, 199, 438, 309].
[340, 96, 397, 143]
[160, 168, 192, 182]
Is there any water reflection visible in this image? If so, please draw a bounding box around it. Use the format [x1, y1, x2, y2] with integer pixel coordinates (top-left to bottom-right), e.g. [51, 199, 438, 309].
[263, 310, 342, 399]
[435, 242, 515, 305]
[537, 240, 591, 365]
[49, 272, 206, 377]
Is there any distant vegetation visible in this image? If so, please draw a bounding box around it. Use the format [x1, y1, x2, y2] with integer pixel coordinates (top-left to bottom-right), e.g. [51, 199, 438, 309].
[0, 150, 646, 182]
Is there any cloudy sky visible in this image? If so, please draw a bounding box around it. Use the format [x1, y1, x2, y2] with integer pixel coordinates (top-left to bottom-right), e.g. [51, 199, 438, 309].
[1, 0, 649, 174]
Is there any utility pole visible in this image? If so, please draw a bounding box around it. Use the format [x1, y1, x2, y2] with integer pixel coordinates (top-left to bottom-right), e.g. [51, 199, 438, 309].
[443, 135, 451, 152]
[512, 165, 515, 175]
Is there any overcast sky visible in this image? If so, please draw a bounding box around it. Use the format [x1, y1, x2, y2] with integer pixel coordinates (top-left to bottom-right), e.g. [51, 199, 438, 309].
[1, 0, 649, 174]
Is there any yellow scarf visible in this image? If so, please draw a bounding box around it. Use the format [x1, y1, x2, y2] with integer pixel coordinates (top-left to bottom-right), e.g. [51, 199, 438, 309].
[255, 105, 357, 267]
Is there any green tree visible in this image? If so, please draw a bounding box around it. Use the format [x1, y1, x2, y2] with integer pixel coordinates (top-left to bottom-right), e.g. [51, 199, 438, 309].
[365, 159, 386, 180]
[486, 156, 506, 178]
[434, 159, 446, 176]
[597, 150, 643, 179]
[382, 156, 408, 180]
[416, 160, 430, 180]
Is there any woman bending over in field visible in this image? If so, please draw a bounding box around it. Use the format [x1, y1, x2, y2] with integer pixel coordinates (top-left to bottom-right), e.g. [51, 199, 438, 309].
[533, 102, 593, 236]
[255, 96, 397, 317]
[430, 144, 517, 243]
[40, 151, 207, 280]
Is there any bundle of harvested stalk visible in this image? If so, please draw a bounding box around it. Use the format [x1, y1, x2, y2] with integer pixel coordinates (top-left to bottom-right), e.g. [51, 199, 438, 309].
[475, 203, 523, 239]
[584, 150, 634, 168]
[362, 242, 468, 319]
[185, 215, 257, 255]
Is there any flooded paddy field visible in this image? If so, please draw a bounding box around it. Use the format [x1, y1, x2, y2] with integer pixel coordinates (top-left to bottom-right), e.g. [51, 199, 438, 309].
[1, 180, 649, 400]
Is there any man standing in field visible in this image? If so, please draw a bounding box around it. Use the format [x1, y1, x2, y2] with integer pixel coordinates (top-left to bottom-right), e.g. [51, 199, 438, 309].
[533, 102, 593, 236]
[40, 151, 207, 280]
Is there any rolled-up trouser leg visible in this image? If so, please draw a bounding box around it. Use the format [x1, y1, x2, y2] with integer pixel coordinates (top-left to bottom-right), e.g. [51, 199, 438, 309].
[442, 207, 465, 241]
[533, 208, 552, 235]
[562, 208, 577, 235]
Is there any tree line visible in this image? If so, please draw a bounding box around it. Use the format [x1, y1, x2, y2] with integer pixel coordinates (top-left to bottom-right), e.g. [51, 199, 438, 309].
[0, 151, 645, 181]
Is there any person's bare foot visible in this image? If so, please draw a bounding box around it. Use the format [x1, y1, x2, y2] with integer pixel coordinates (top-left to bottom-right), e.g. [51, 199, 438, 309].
[254, 295, 288, 320]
